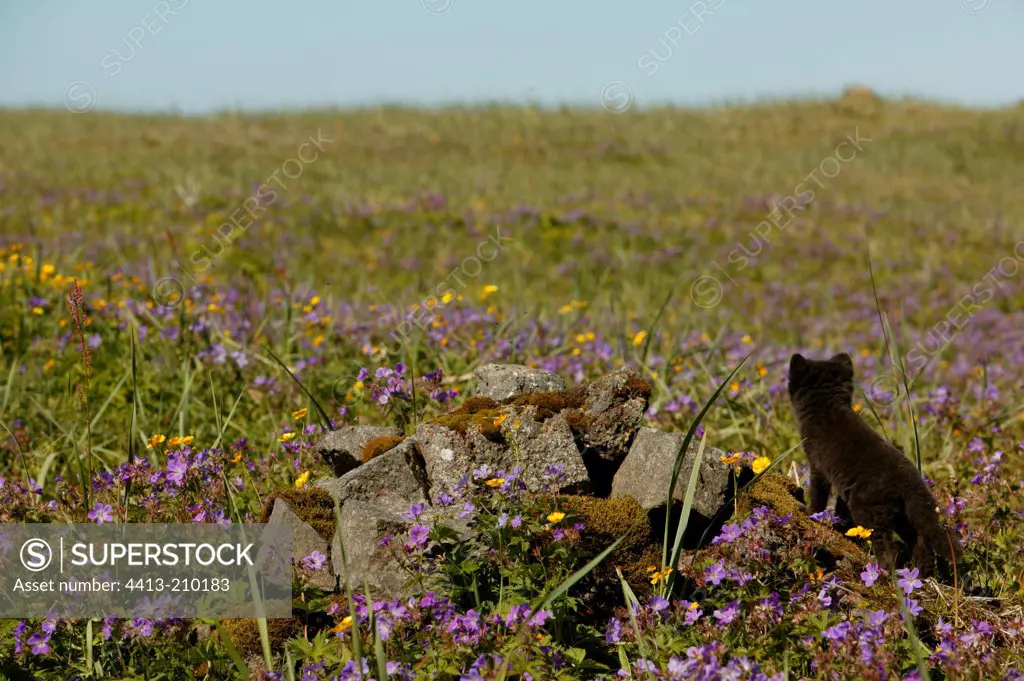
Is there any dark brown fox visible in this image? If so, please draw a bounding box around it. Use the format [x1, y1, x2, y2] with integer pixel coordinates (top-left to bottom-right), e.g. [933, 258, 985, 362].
[787, 352, 963, 577]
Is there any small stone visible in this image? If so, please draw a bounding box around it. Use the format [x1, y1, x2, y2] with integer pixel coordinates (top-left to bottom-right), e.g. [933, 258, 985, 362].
[503, 412, 590, 493]
[332, 500, 410, 598]
[266, 499, 336, 591]
[316, 425, 402, 477]
[611, 427, 730, 520]
[472, 363, 565, 401]
[415, 422, 471, 499]
[316, 439, 429, 513]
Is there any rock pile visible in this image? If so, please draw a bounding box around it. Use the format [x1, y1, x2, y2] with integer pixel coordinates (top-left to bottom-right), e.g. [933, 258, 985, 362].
[267, 362, 736, 598]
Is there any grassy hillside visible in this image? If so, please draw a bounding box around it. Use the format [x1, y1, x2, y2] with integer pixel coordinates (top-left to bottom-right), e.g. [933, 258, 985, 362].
[0, 94, 1022, 678]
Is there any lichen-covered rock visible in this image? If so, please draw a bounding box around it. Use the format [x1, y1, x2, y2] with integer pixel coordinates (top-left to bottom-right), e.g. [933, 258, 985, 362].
[503, 412, 590, 493]
[583, 367, 651, 416]
[316, 425, 403, 477]
[316, 439, 429, 513]
[417, 409, 590, 498]
[611, 428, 731, 520]
[415, 422, 471, 499]
[265, 496, 336, 591]
[472, 363, 565, 401]
[332, 500, 410, 598]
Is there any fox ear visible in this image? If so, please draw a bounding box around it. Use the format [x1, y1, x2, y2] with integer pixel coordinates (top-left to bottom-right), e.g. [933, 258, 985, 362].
[789, 353, 809, 375]
[831, 353, 854, 375]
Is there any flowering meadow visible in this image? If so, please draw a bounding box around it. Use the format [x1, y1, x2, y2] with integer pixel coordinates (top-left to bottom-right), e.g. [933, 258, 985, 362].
[1, 95, 1023, 679]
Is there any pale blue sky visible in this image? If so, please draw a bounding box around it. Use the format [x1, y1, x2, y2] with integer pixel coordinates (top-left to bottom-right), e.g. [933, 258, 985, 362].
[0, 1, 1020, 114]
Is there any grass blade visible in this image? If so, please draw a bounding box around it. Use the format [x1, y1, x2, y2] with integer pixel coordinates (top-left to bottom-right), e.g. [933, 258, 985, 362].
[663, 429, 709, 596]
[660, 353, 750, 569]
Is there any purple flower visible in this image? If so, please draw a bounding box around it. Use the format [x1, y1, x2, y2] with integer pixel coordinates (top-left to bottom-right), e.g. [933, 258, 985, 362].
[404, 502, 425, 520]
[810, 509, 840, 524]
[88, 502, 114, 524]
[26, 632, 50, 655]
[903, 597, 923, 617]
[712, 522, 743, 544]
[861, 562, 881, 587]
[713, 600, 740, 625]
[605, 617, 622, 644]
[510, 514, 523, 529]
[526, 609, 551, 627]
[302, 550, 327, 571]
[823, 621, 852, 642]
[407, 524, 430, 548]
[897, 567, 923, 595]
[648, 596, 670, 613]
[703, 559, 728, 585]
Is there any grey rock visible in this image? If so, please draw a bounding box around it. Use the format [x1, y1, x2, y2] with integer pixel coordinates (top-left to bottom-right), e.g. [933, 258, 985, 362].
[316, 439, 429, 513]
[611, 427, 730, 520]
[415, 422, 471, 500]
[332, 500, 411, 598]
[266, 499, 336, 591]
[582, 397, 647, 465]
[417, 409, 590, 498]
[584, 367, 646, 415]
[504, 412, 590, 493]
[472, 363, 565, 401]
[316, 425, 403, 477]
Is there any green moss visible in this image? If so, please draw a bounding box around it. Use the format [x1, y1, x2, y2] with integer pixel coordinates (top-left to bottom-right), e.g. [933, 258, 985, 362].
[740, 471, 867, 567]
[261, 487, 336, 543]
[502, 386, 586, 421]
[361, 435, 405, 462]
[614, 375, 653, 401]
[219, 617, 303, 660]
[559, 495, 661, 600]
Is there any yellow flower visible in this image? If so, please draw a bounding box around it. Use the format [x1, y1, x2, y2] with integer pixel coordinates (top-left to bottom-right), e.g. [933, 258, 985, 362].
[31, 306, 44, 315]
[729, 381, 741, 393]
[859, 348, 871, 358]
[485, 478, 505, 488]
[229, 451, 242, 464]
[632, 331, 648, 346]
[741, 334, 753, 344]
[687, 601, 699, 611]
[206, 303, 222, 313]
[352, 381, 364, 393]
[441, 291, 455, 304]
[720, 453, 742, 465]
[294, 471, 311, 488]
[43, 358, 56, 372]
[292, 408, 308, 420]
[845, 526, 873, 539]
[167, 435, 194, 447]
[751, 456, 771, 475]
[648, 566, 673, 585]
[546, 511, 565, 524]
[278, 432, 297, 443]
[147, 434, 166, 449]
[311, 334, 325, 347]
[853, 403, 863, 413]
[493, 413, 508, 427]
[479, 284, 499, 300]
[332, 616, 352, 633]
[309, 295, 321, 306]
[756, 365, 768, 378]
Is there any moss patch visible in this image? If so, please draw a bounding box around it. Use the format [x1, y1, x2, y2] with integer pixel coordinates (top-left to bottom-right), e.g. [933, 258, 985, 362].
[502, 386, 586, 421]
[362, 435, 405, 463]
[559, 495, 662, 603]
[219, 617, 304, 661]
[261, 487, 336, 543]
[740, 472, 866, 565]
[429, 395, 506, 442]
[615, 375, 653, 401]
